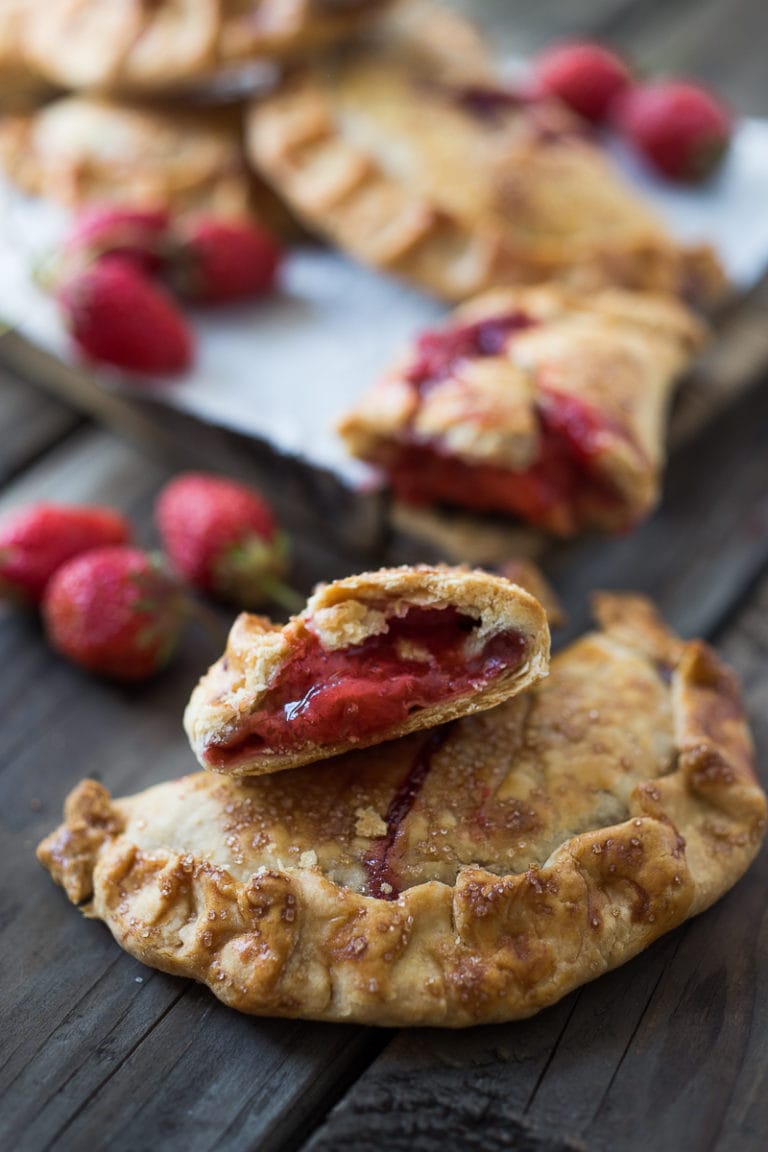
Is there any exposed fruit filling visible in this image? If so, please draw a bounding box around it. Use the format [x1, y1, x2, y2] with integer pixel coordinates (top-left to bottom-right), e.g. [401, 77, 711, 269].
[204, 606, 526, 767]
[364, 725, 453, 899]
[392, 384, 634, 535]
[406, 311, 536, 389]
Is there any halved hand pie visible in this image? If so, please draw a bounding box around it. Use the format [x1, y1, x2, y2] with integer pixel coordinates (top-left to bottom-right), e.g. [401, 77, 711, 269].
[184, 565, 550, 776]
[247, 39, 726, 306]
[38, 595, 766, 1027]
[9, 0, 393, 94]
[339, 286, 706, 535]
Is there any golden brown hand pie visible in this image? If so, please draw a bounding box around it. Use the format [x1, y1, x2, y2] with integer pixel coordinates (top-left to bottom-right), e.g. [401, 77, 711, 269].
[246, 45, 726, 306]
[0, 94, 278, 220]
[339, 285, 706, 536]
[38, 594, 766, 1027]
[184, 565, 550, 777]
[0, 0, 50, 110]
[14, 0, 393, 94]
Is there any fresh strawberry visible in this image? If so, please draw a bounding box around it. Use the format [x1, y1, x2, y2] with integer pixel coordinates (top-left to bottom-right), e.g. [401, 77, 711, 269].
[172, 218, 283, 304]
[533, 40, 631, 123]
[43, 546, 185, 681]
[64, 206, 171, 275]
[615, 80, 732, 182]
[156, 473, 300, 611]
[0, 503, 132, 605]
[57, 256, 193, 376]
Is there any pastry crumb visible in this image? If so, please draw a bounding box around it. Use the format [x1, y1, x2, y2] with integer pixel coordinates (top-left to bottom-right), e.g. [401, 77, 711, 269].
[355, 807, 388, 838]
[299, 850, 318, 868]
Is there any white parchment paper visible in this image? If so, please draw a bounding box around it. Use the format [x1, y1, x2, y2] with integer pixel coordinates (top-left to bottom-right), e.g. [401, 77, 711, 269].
[1, 118, 768, 486]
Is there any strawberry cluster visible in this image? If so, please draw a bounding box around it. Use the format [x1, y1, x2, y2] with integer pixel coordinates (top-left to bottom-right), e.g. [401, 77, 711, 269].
[51, 207, 284, 376]
[0, 473, 299, 681]
[533, 40, 732, 182]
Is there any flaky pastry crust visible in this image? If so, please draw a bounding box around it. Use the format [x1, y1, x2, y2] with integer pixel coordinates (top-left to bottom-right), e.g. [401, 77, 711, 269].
[6, 0, 393, 94]
[0, 94, 285, 222]
[39, 595, 766, 1027]
[184, 564, 550, 776]
[246, 46, 726, 306]
[339, 285, 706, 535]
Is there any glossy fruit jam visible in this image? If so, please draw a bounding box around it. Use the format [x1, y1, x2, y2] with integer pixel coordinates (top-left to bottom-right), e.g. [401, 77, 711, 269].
[406, 311, 536, 390]
[387, 390, 634, 536]
[204, 607, 526, 767]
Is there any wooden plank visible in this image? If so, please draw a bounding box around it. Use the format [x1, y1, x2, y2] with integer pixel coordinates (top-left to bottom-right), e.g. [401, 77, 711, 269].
[300, 572, 768, 1152]
[0, 428, 389, 1152]
[0, 364, 81, 485]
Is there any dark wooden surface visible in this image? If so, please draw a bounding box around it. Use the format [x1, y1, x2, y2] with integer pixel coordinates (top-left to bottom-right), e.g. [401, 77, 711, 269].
[1, 3, 768, 1151]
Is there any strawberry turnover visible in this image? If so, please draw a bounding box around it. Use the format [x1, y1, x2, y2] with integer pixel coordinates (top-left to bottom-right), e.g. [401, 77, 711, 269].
[340, 285, 704, 536]
[184, 566, 549, 777]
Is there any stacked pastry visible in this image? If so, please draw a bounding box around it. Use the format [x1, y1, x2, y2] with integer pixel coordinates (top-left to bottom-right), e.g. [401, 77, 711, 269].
[0, 1, 728, 542]
[38, 566, 767, 1026]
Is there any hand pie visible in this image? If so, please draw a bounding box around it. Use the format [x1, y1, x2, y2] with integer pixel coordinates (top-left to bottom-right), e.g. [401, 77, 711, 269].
[247, 45, 726, 306]
[184, 565, 550, 776]
[0, 95, 271, 220]
[339, 285, 706, 536]
[38, 595, 767, 1027]
[13, 0, 393, 94]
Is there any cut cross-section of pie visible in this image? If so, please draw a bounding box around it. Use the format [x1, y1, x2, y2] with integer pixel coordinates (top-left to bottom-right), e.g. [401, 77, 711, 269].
[339, 286, 706, 536]
[38, 594, 767, 1027]
[246, 40, 726, 306]
[184, 565, 550, 776]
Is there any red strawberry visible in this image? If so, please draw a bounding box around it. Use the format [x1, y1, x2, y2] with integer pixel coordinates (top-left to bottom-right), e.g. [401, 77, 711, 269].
[64, 205, 171, 274]
[57, 256, 193, 375]
[172, 218, 283, 304]
[0, 503, 132, 605]
[43, 546, 185, 681]
[615, 80, 731, 182]
[156, 473, 300, 611]
[533, 40, 631, 123]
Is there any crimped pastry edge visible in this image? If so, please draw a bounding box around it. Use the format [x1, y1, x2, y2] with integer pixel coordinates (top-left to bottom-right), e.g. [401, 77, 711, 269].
[38, 594, 766, 1027]
[246, 63, 727, 307]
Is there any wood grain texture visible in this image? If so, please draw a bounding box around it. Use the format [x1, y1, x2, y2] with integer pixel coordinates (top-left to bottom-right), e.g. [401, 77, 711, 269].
[0, 428, 389, 1152]
[1, 3, 768, 1151]
[0, 361, 81, 485]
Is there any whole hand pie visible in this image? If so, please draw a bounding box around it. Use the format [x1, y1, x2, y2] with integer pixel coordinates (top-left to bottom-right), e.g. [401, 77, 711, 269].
[246, 44, 726, 306]
[0, 95, 268, 219]
[7, 0, 393, 94]
[184, 566, 550, 776]
[38, 594, 766, 1027]
[339, 286, 706, 535]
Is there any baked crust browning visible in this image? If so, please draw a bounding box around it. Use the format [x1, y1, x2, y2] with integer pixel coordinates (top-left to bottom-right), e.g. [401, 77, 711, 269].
[0, 93, 304, 236]
[5, 0, 393, 95]
[184, 565, 550, 776]
[246, 49, 726, 306]
[0, 95, 281, 221]
[38, 596, 766, 1027]
[339, 285, 706, 535]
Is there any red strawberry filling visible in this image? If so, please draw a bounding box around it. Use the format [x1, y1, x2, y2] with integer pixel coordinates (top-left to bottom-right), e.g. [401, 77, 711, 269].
[387, 388, 634, 536]
[364, 725, 453, 900]
[203, 606, 526, 767]
[407, 311, 536, 389]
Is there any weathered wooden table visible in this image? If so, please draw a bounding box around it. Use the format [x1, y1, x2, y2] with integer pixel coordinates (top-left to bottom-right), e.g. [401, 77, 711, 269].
[2, 3, 768, 1150]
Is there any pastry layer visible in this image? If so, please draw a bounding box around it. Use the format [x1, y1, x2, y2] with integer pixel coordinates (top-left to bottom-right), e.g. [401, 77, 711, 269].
[247, 45, 726, 305]
[340, 285, 706, 535]
[185, 565, 550, 776]
[1, 0, 394, 94]
[39, 595, 767, 1026]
